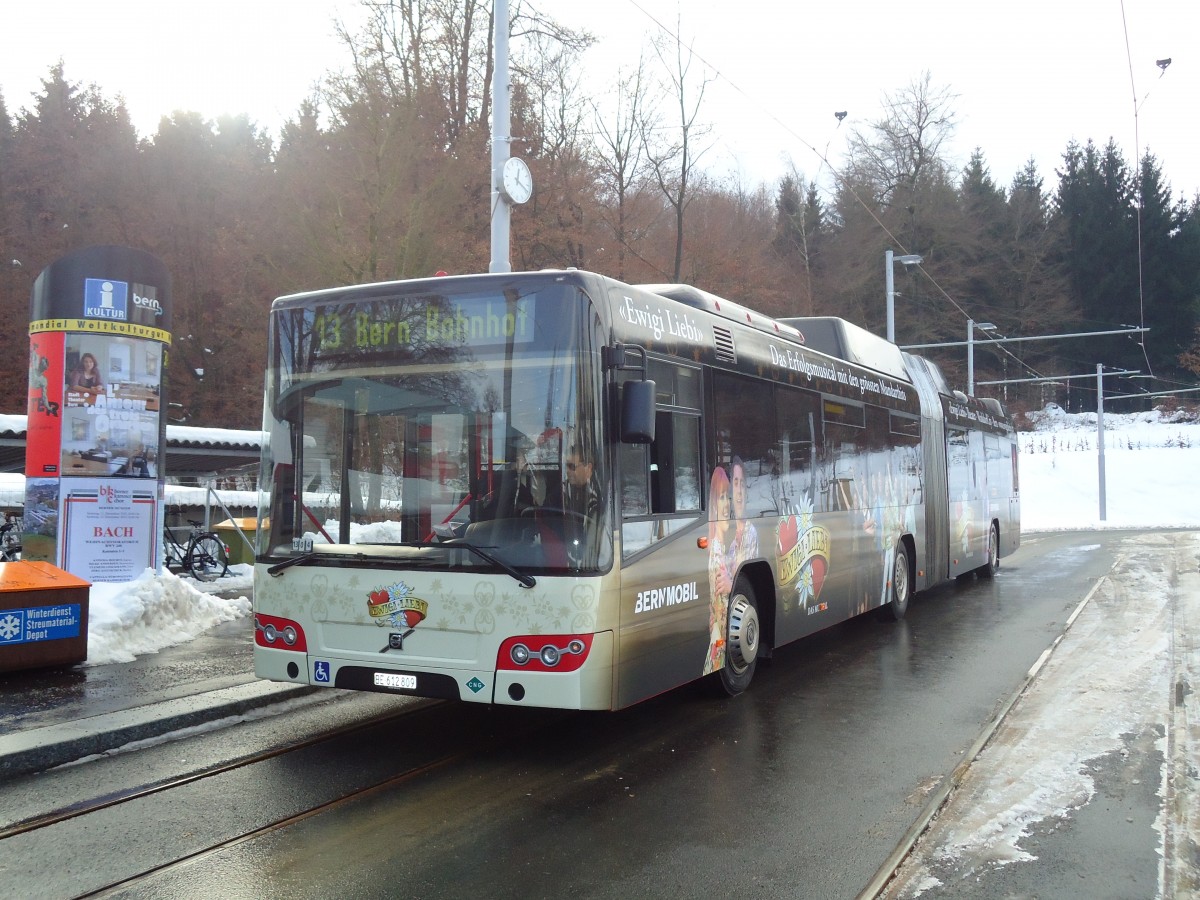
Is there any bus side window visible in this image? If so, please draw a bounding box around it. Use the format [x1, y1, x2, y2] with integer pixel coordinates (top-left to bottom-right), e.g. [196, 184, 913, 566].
[619, 359, 703, 558]
[621, 412, 701, 518]
[651, 411, 701, 513]
[620, 443, 650, 517]
[774, 386, 820, 515]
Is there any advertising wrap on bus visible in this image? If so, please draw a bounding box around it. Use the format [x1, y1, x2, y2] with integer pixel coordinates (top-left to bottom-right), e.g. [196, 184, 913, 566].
[254, 270, 1019, 711]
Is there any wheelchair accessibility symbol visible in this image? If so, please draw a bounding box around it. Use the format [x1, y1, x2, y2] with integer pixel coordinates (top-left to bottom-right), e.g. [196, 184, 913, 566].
[313, 660, 331, 683]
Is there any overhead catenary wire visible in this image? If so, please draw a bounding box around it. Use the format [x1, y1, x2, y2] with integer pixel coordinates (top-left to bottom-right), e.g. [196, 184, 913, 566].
[548, 0, 1194, 399]
[1120, 0, 1157, 378]
[582, 0, 1049, 387]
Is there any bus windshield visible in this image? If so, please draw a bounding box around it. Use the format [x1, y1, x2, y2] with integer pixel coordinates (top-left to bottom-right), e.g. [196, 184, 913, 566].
[259, 277, 610, 574]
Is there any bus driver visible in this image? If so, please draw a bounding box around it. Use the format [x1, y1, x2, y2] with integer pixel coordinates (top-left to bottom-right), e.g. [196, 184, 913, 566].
[564, 446, 599, 521]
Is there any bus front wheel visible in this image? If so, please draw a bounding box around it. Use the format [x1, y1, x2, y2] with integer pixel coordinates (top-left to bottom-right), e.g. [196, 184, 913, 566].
[718, 579, 760, 696]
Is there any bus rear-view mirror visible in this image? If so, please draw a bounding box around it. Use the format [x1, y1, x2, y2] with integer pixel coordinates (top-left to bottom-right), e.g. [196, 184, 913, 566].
[621, 380, 656, 444]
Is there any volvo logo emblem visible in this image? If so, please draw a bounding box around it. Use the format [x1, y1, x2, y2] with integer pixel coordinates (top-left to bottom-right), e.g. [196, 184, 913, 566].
[381, 628, 414, 652]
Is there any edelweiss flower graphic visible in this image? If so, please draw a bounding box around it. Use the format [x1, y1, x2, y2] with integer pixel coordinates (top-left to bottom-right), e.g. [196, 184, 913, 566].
[796, 494, 814, 532]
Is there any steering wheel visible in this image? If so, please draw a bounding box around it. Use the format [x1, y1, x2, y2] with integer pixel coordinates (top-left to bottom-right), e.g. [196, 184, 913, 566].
[520, 506, 589, 526]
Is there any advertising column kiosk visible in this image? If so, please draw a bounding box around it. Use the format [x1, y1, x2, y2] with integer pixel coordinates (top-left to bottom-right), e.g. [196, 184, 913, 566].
[24, 246, 171, 583]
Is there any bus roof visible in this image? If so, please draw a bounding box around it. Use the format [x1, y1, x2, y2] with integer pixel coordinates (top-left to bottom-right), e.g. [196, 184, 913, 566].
[636, 283, 807, 343]
[778, 316, 911, 383]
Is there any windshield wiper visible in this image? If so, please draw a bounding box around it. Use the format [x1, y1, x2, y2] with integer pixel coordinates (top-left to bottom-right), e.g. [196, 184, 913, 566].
[267, 552, 318, 577]
[267, 541, 534, 589]
[408, 539, 536, 589]
[267, 547, 434, 578]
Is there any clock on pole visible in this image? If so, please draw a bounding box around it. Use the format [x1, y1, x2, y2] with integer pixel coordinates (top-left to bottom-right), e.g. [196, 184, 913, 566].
[501, 156, 532, 205]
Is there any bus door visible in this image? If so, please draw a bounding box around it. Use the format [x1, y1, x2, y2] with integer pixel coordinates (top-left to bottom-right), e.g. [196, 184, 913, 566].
[615, 360, 706, 708]
[946, 426, 986, 575]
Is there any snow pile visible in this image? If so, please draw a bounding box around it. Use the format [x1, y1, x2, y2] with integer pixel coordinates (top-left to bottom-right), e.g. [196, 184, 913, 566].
[86, 566, 252, 665]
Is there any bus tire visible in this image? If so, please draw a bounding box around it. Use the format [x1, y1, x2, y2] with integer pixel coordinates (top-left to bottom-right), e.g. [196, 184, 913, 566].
[718, 578, 760, 696]
[881, 542, 911, 621]
[978, 523, 1000, 578]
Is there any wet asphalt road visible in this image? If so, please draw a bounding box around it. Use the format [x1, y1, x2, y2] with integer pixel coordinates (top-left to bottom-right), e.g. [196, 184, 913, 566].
[1, 531, 1169, 898]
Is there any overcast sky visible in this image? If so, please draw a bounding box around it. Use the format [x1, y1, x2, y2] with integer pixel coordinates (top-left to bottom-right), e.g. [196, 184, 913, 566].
[2, 0, 1196, 199]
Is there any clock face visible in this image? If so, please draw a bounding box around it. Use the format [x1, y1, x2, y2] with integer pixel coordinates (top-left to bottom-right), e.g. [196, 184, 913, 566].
[502, 157, 532, 204]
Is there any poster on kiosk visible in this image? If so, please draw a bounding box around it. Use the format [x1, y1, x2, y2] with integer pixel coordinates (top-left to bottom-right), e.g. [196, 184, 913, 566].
[24, 246, 171, 583]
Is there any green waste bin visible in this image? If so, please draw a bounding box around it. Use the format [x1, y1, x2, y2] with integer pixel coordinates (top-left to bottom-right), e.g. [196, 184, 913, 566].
[214, 518, 257, 567]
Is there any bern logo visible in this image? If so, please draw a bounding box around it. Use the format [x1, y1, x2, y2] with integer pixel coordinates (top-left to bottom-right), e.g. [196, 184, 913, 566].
[132, 283, 164, 316]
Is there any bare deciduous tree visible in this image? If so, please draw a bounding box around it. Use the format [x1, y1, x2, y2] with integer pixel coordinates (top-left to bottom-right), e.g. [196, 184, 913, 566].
[644, 27, 713, 282]
[843, 71, 958, 205]
[591, 56, 662, 279]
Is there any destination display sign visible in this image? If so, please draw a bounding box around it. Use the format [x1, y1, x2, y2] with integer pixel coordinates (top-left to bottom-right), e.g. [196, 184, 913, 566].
[306, 295, 538, 356]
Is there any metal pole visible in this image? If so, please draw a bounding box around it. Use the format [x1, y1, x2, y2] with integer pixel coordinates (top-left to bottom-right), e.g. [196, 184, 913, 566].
[967, 319, 975, 396]
[489, 0, 511, 274]
[885, 249, 895, 343]
[1097, 364, 1106, 521]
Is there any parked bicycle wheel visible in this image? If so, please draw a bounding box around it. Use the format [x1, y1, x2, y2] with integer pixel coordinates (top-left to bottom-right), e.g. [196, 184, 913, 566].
[1, 518, 21, 562]
[188, 533, 229, 581]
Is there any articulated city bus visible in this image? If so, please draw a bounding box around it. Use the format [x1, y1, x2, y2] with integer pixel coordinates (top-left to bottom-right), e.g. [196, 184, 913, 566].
[253, 270, 1019, 709]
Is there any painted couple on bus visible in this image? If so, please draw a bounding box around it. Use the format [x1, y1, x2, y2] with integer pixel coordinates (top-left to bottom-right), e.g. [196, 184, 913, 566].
[704, 456, 760, 675]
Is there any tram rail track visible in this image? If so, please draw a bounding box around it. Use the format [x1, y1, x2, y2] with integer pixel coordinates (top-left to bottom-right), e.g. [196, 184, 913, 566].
[0, 698, 443, 842]
[1, 697, 572, 899]
[82, 724, 467, 899]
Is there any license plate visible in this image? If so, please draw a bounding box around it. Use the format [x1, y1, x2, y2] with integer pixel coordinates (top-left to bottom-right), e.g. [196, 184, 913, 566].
[373, 672, 417, 690]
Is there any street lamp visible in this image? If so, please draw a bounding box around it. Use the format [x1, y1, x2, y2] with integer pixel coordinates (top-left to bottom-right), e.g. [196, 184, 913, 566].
[885, 250, 923, 343]
[967, 319, 996, 396]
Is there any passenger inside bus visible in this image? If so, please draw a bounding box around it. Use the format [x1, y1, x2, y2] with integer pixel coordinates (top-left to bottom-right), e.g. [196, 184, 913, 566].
[476, 434, 543, 520]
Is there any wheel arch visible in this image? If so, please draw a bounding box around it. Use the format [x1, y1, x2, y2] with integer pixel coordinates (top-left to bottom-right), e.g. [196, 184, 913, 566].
[735, 560, 776, 656]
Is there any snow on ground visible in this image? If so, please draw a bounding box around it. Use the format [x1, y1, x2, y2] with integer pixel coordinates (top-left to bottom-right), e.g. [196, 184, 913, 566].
[49, 402, 1200, 666]
[1019, 403, 1200, 530]
[888, 531, 1198, 897]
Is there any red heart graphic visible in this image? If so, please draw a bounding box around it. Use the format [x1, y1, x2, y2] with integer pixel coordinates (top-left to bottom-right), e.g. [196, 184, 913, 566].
[777, 516, 798, 555]
[809, 557, 827, 598]
[368, 589, 390, 607]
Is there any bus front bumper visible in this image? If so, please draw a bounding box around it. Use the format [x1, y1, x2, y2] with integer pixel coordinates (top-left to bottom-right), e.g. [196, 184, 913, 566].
[254, 630, 614, 710]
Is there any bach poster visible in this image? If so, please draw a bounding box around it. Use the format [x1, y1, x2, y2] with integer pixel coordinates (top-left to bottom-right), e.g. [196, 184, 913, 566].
[60, 479, 158, 582]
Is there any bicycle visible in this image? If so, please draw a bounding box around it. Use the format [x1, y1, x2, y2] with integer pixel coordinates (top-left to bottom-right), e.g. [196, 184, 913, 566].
[164, 519, 229, 582]
[0, 515, 21, 562]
